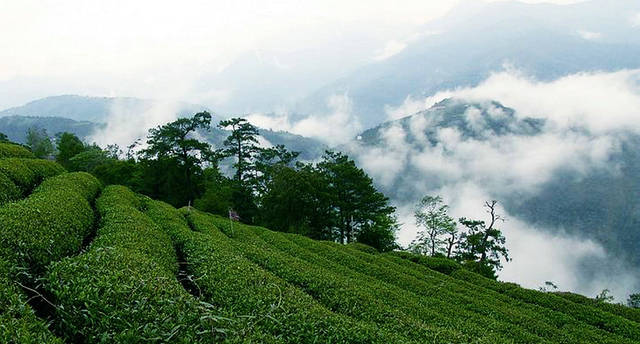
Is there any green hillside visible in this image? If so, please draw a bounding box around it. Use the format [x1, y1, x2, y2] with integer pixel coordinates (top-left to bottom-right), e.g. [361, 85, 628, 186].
[1, 149, 640, 343]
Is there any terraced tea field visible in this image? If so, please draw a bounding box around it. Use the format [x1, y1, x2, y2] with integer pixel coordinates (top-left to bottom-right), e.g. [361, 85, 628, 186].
[1, 142, 639, 343]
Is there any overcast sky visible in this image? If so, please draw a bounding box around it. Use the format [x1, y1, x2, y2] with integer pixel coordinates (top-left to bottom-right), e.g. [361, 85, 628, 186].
[0, 0, 586, 109]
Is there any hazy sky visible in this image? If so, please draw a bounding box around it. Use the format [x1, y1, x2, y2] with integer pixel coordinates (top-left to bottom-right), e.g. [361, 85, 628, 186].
[0, 0, 586, 109]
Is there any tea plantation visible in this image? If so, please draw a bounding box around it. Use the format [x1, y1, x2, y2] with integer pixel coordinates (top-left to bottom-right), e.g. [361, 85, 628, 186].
[1, 144, 640, 343]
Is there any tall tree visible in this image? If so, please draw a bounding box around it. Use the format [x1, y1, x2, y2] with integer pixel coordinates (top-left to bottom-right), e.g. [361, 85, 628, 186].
[410, 195, 457, 257]
[628, 293, 640, 308]
[142, 111, 213, 204]
[595, 289, 615, 303]
[0, 132, 9, 142]
[253, 144, 299, 197]
[260, 164, 334, 239]
[218, 118, 260, 182]
[26, 127, 54, 158]
[458, 200, 510, 276]
[55, 132, 86, 168]
[317, 151, 396, 245]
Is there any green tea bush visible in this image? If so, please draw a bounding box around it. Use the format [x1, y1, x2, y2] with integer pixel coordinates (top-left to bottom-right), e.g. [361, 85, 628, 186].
[0, 143, 34, 159]
[0, 158, 65, 195]
[385, 250, 462, 275]
[271, 231, 566, 343]
[0, 172, 20, 206]
[452, 268, 640, 341]
[554, 292, 640, 324]
[206, 217, 632, 344]
[381, 250, 639, 343]
[44, 185, 229, 343]
[0, 172, 100, 273]
[169, 207, 403, 343]
[345, 242, 379, 255]
[0, 258, 62, 344]
[199, 214, 477, 344]
[322, 237, 636, 343]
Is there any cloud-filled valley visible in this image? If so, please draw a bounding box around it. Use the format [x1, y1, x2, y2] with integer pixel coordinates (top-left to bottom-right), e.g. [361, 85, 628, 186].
[335, 68, 640, 301]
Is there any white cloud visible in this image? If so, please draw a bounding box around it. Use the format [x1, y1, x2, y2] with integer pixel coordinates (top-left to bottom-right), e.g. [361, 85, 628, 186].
[0, 1, 459, 109]
[373, 30, 440, 61]
[246, 93, 362, 146]
[89, 99, 182, 150]
[355, 68, 640, 298]
[632, 12, 640, 28]
[373, 40, 408, 61]
[577, 30, 603, 40]
[394, 69, 640, 134]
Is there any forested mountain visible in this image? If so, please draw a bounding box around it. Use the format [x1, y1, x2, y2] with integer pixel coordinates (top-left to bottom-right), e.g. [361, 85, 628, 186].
[0, 97, 328, 161]
[0, 115, 100, 143]
[0, 95, 210, 123]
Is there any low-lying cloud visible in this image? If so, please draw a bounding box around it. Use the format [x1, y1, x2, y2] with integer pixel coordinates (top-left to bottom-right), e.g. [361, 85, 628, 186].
[247, 93, 362, 146]
[90, 99, 183, 151]
[359, 68, 640, 300]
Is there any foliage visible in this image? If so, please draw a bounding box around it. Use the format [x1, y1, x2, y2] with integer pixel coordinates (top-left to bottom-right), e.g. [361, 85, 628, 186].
[148, 203, 394, 343]
[45, 185, 228, 343]
[539, 281, 559, 292]
[218, 117, 261, 182]
[410, 195, 457, 257]
[0, 259, 62, 343]
[0, 158, 65, 195]
[458, 200, 510, 275]
[0, 142, 34, 159]
[191, 212, 462, 343]
[55, 132, 86, 168]
[142, 111, 213, 204]
[0, 172, 100, 273]
[0, 171, 21, 206]
[193, 167, 233, 216]
[388, 250, 462, 275]
[356, 214, 399, 252]
[0, 132, 9, 142]
[67, 146, 111, 172]
[317, 150, 396, 245]
[259, 165, 333, 238]
[25, 127, 54, 158]
[555, 291, 640, 323]
[596, 289, 616, 304]
[629, 294, 640, 309]
[452, 268, 640, 341]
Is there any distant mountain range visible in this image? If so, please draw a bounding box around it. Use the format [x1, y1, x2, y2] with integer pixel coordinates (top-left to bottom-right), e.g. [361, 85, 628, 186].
[0, 96, 327, 161]
[295, 0, 640, 128]
[0, 95, 210, 124]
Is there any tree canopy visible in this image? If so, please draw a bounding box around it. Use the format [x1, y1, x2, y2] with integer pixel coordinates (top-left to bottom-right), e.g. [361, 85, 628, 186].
[26, 127, 54, 158]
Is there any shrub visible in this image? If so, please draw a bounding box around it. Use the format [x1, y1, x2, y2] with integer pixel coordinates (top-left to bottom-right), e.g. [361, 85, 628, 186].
[0, 158, 65, 195]
[0, 258, 62, 344]
[153, 206, 401, 343]
[346, 242, 379, 255]
[44, 185, 229, 343]
[0, 172, 100, 274]
[0, 172, 20, 206]
[451, 268, 640, 341]
[281, 232, 580, 343]
[196, 214, 474, 344]
[555, 292, 640, 324]
[0, 143, 34, 159]
[385, 250, 462, 275]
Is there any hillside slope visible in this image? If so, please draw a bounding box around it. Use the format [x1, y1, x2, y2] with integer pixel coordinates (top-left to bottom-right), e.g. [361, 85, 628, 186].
[1, 152, 639, 342]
